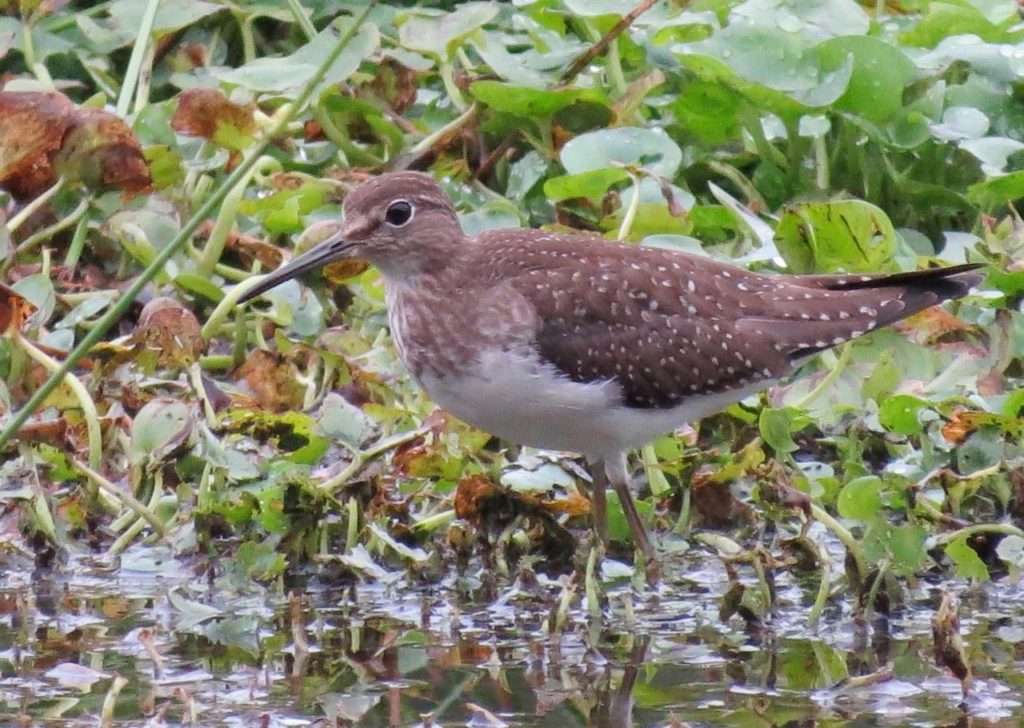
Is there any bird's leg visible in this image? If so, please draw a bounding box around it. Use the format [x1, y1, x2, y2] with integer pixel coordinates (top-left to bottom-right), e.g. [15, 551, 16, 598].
[605, 455, 657, 575]
[590, 464, 609, 551]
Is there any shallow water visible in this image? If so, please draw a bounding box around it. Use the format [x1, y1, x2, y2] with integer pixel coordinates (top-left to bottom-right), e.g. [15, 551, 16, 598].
[2, 540, 1023, 727]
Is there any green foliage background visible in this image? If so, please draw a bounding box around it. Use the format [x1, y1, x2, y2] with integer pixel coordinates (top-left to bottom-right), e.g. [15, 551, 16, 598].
[2, 0, 1024, 621]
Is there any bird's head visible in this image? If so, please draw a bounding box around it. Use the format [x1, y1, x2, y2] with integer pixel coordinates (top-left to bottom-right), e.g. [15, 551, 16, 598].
[239, 171, 462, 302]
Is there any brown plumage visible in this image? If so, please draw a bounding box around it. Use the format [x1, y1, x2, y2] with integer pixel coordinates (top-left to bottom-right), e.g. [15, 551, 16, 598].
[239, 171, 983, 569]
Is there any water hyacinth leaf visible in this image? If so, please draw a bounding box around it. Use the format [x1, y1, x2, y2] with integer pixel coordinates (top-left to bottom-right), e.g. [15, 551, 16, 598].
[368, 522, 428, 562]
[505, 149, 547, 200]
[878, 394, 929, 436]
[759, 407, 811, 455]
[960, 136, 1024, 174]
[861, 350, 900, 402]
[996, 534, 1024, 571]
[562, 0, 642, 16]
[316, 392, 372, 447]
[470, 80, 608, 118]
[775, 200, 898, 274]
[675, 22, 853, 118]
[930, 106, 990, 142]
[213, 19, 378, 94]
[501, 462, 575, 493]
[398, 2, 499, 60]
[672, 80, 744, 144]
[168, 587, 223, 630]
[863, 520, 929, 575]
[232, 540, 286, 581]
[956, 426, 1006, 475]
[969, 170, 1024, 210]
[131, 398, 194, 464]
[899, 2, 1015, 49]
[458, 198, 523, 236]
[11, 272, 56, 326]
[818, 36, 916, 124]
[544, 168, 629, 202]
[559, 127, 682, 178]
[837, 476, 883, 521]
[945, 535, 989, 580]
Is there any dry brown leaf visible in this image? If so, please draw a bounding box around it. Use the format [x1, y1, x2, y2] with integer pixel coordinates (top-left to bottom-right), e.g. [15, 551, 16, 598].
[236, 349, 306, 412]
[932, 591, 971, 691]
[54, 107, 151, 193]
[133, 297, 205, 367]
[0, 281, 37, 335]
[0, 90, 74, 199]
[941, 409, 975, 445]
[171, 87, 255, 147]
[0, 91, 151, 198]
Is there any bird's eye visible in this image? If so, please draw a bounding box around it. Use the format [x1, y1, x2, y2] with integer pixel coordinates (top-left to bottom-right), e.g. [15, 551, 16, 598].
[384, 200, 414, 227]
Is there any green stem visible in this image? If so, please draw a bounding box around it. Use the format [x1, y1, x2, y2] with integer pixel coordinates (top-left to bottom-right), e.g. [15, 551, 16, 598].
[318, 425, 432, 494]
[439, 61, 468, 112]
[312, 104, 383, 167]
[813, 134, 829, 191]
[796, 342, 852, 410]
[861, 557, 889, 621]
[0, 2, 379, 452]
[116, 0, 159, 118]
[810, 502, 867, 584]
[616, 172, 642, 241]
[73, 457, 168, 538]
[18, 335, 103, 470]
[63, 211, 91, 268]
[284, 0, 317, 40]
[933, 522, 1024, 546]
[107, 471, 166, 556]
[6, 177, 63, 235]
[15, 196, 89, 257]
[807, 534, 831, 630]
[196, 156, 266, 278]
[408, 103, 478, 156]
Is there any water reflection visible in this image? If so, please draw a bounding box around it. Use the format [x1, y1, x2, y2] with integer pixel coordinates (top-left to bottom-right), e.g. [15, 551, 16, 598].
[2, 558, 1024, 725]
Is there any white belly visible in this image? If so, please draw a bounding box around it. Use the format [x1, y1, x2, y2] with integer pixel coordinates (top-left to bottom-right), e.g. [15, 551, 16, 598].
[418, 348, 770, 462]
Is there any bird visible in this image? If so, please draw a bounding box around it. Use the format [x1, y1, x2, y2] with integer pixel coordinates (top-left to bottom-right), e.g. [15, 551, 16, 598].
[238, 170, 983, 570]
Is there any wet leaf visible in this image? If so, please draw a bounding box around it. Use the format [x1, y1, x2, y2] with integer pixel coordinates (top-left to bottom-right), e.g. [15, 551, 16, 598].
[932, 591, 971, 688]
[775, 200, 898, 274]
[399, 2, 499, 60]
[130, 398, 194, 465]
[945, 535, 989, 580]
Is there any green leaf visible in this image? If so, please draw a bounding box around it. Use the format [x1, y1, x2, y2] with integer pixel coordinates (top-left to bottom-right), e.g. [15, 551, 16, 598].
[544, 168, 629, 202]
[861, 350, 900, 402]
[213, 18, 378, 94]
[774, 200, 898, 274]
[399, 2, 498, 60]
[878, 394, 929, 436]
[945, 535, 990, 580]
[837, 476, 882, 520]
[559, 127, 682, 178]
[470, 80, 608, 118]
[131, 398, 194, 465]
[818, 36, 916, 124]
[759, 407, 811, 455]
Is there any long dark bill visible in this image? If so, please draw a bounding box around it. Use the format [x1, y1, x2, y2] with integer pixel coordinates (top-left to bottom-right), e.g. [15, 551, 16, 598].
[238, 231, 353, 303]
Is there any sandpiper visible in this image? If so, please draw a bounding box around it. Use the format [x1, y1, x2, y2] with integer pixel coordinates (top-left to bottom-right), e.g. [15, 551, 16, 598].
[239, 171, 982, 567]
